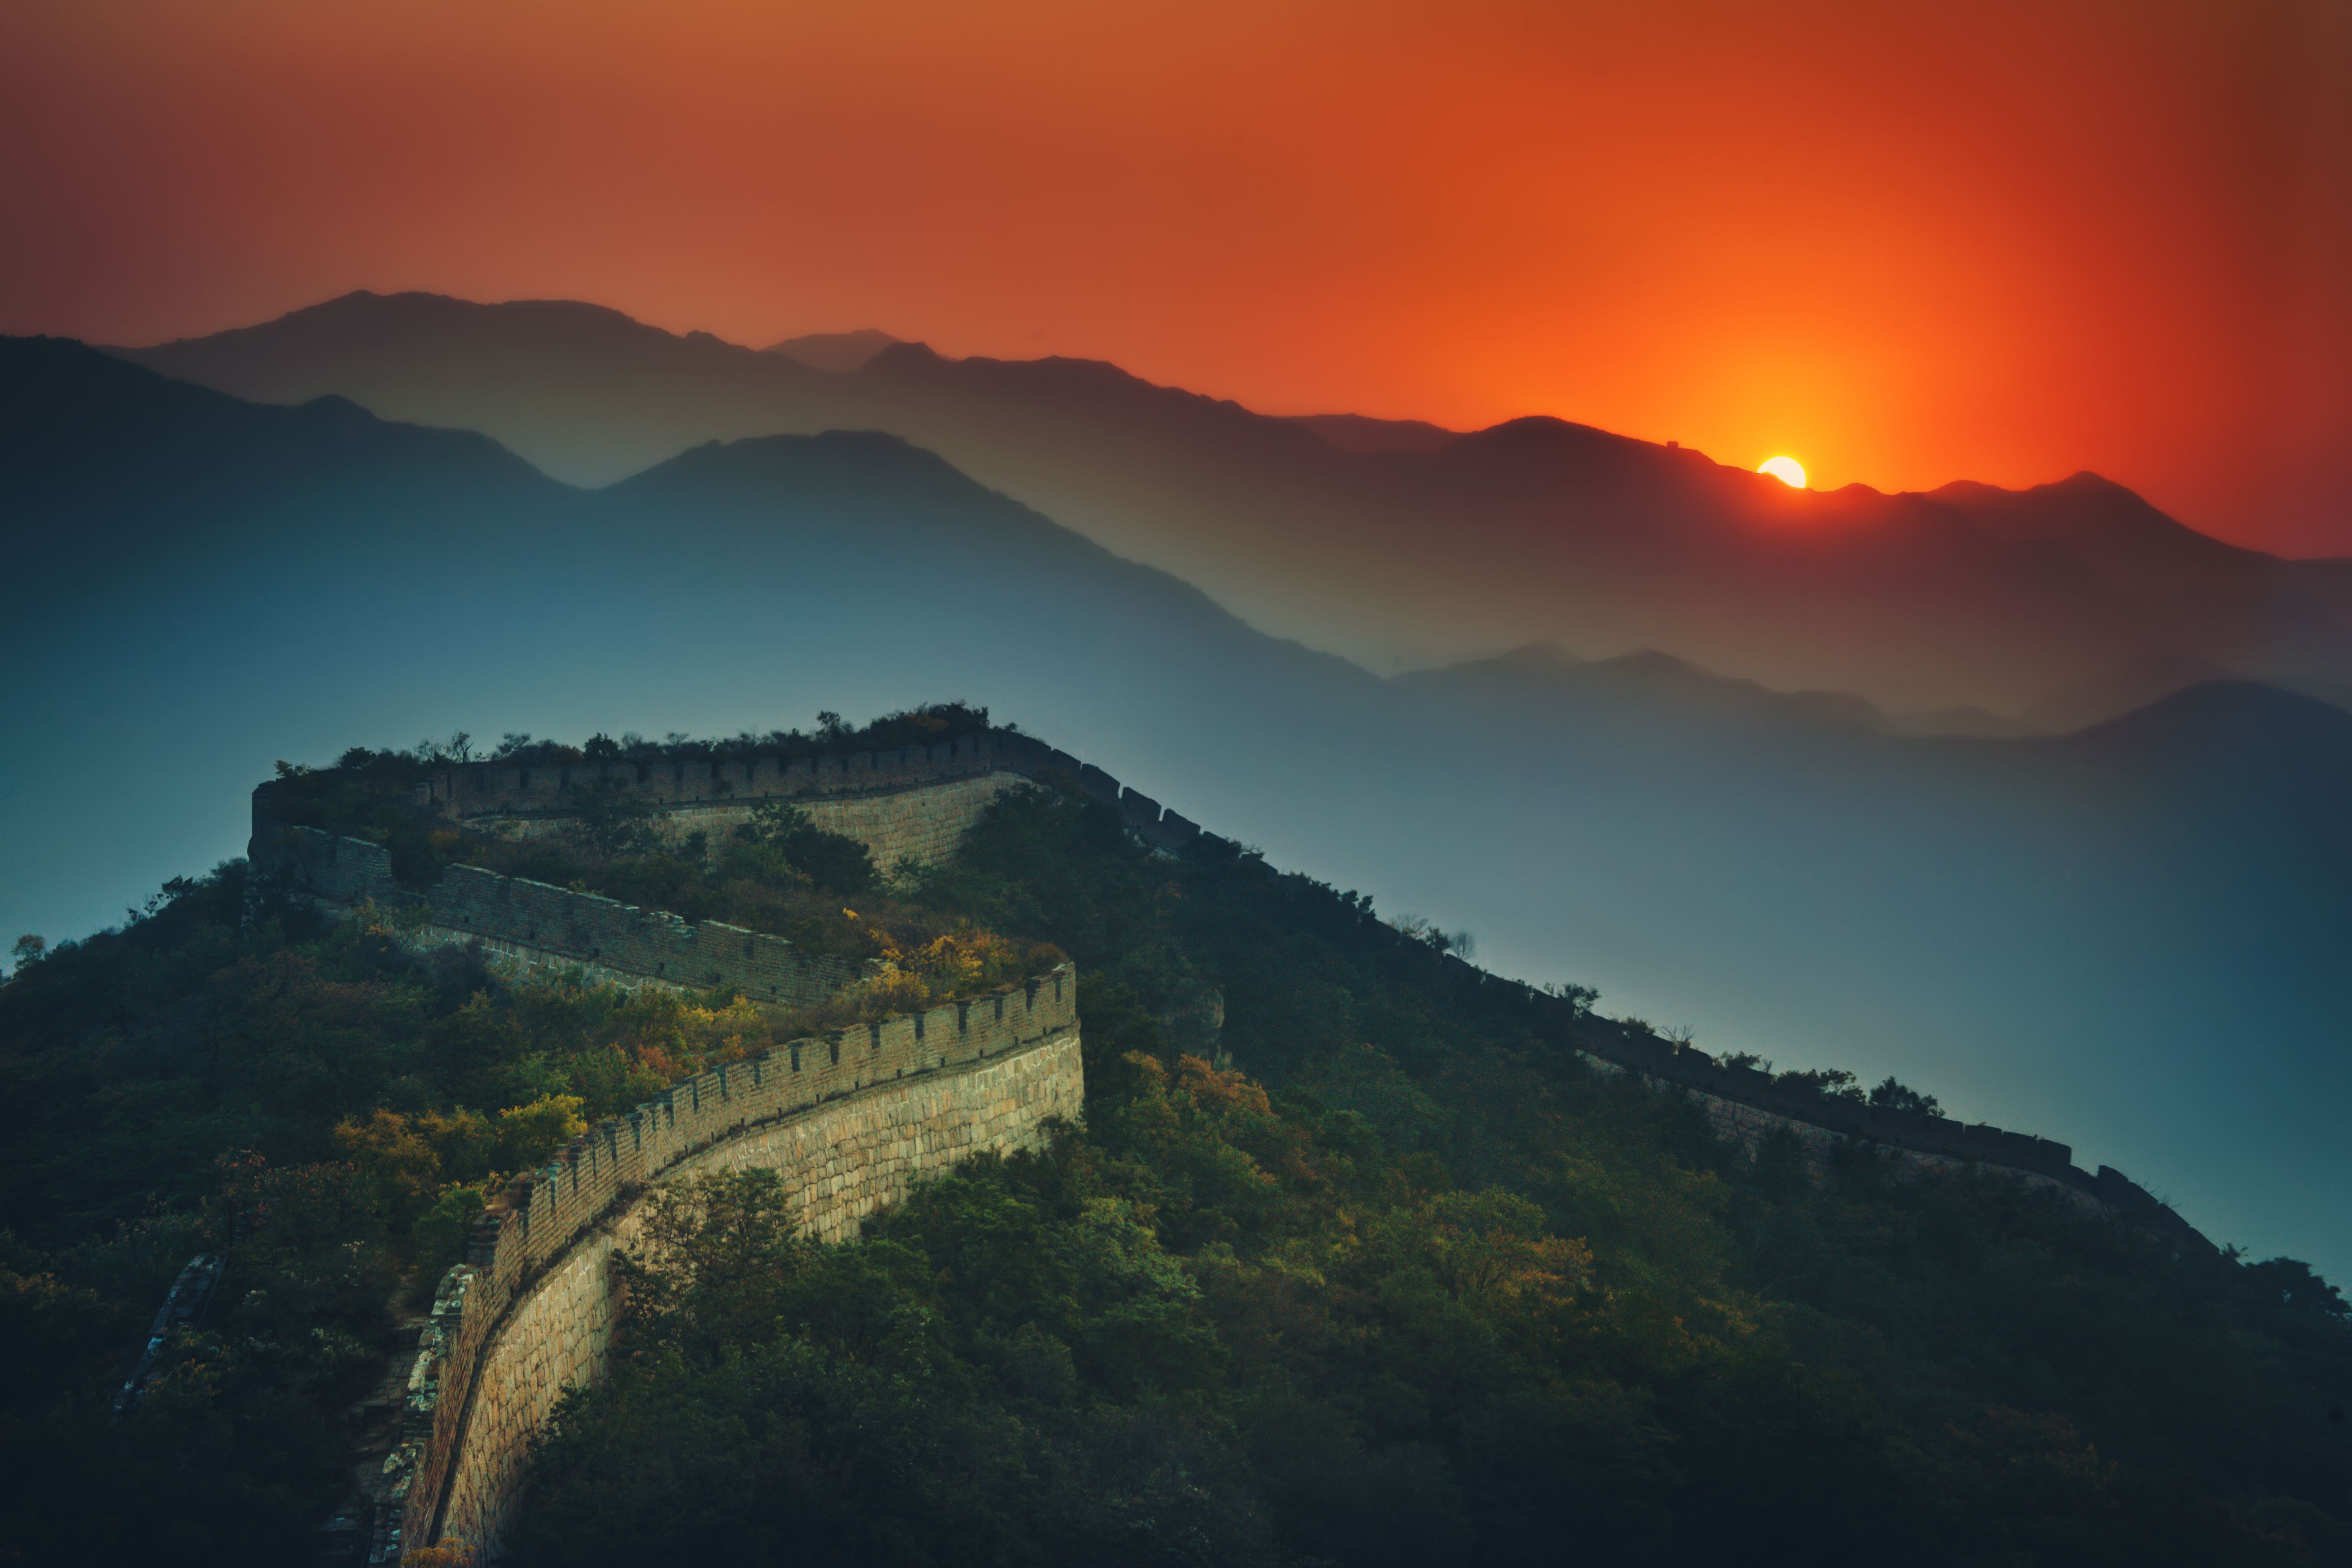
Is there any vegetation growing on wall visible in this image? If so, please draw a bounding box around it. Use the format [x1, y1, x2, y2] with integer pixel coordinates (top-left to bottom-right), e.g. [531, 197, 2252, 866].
[452, 800, 886, 952]
[2, 759, 2347, 1565]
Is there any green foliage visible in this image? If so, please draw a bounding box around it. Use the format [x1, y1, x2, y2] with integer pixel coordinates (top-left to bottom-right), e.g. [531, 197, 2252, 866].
[503, 780, 2352, 1566]
[410, 1178, 495, 1279]
[0, 863, 891, 1563]
[564, 773, 659, 858]
[4, 772, 2349, 1565]
[496, 1094, 589, 1169]
[739, 799, 875, 895]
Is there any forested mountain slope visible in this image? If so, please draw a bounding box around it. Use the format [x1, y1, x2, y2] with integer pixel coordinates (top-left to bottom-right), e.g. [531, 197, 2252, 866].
[2, 772, 2345, 1566]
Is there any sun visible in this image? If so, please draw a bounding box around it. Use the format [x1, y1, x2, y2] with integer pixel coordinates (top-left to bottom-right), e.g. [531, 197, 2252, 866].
[1758, 456, 1807, 488]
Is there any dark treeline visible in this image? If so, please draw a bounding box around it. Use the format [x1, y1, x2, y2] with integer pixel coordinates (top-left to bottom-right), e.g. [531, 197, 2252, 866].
[2, 778, 2348, 1565]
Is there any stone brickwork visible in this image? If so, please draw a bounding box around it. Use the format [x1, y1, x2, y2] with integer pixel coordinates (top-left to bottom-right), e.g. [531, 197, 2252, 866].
[680, 769, 1026, 870]
[485, 770, 1026, 875]
[392, 726, 1217, 863]
[260, 837, 870, 1003]
[380, 967, 1080, 1564]
[267, 826, 397, 906]
[417, 863, 868, 1004]
[430, 1036, 1081, 1557]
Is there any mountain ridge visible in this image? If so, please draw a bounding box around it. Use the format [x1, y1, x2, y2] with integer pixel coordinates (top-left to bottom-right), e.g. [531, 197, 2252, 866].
[8, 332, 2352, 1286]
[114, 289, 2352, 723]
[763, 326, 901, 372]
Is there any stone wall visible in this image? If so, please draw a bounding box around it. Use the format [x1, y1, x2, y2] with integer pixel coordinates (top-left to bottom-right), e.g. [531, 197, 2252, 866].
[418, 863, 868, 1004]
[483, 770, 1026, 875]
[250, 731, 2211, 1262]
[428, 1036, 1081, 1558]
[381, 966, 1080, 1563]
[1288, 919, 2214, 1253]
[248, 728, 1216, 1004]
[255, 727, 1220, 868]
[261, 834, 869, 1004]
[1582, 1052, 2108, 1216]
[265, 826, 398, 906]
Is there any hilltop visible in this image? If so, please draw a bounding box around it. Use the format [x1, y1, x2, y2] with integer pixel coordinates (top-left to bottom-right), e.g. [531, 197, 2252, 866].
[1, 739, 2345, 1566]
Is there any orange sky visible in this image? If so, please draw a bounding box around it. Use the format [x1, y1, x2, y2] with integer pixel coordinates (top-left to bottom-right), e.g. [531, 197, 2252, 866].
[5, 0, 2347, 553]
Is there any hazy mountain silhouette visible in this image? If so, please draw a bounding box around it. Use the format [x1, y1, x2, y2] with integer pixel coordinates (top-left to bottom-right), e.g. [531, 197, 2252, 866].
[1288, 412, 1459, 455]
[764, 327, 900, 373]
[8, 336, 2350, 1285]
[1402, 644, 1894, 735]
[116, 291, 2352, 725]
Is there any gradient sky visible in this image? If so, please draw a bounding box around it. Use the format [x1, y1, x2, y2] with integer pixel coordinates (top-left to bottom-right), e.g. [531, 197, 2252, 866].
[5, 0, 2347, 553]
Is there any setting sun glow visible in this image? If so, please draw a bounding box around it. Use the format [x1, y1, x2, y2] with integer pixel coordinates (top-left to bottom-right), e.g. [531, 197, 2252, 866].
[1758, 457, 1807, 488]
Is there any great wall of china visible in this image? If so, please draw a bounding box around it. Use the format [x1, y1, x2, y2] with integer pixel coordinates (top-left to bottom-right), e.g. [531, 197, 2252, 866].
[252, 733, 1097, 1563]
[394, 975, 1077, 1561]
[248, 725, 2211, 1562]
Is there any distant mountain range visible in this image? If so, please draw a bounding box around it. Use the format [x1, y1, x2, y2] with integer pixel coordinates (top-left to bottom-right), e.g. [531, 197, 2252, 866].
[5, 332, 2351, 1285]
[114, 290, 2352, 724]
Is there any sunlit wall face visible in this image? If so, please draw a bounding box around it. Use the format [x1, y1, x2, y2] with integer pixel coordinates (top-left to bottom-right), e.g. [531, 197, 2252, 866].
[3, 0, 2347, 553]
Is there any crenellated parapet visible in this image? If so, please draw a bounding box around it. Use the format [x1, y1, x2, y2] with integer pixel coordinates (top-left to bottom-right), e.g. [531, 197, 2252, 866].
[380, 965, 1080, 1563]
[469, 964, 1070, 1292]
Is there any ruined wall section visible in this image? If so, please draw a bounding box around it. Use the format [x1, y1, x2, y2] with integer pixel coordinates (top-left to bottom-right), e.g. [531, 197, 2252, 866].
[264, 826, 398, 906]
[383, 966, 1079, 1563]
[415, 864, 865, 1004]
[1579, 1052, 2109, 1216]
[257, 830, 866, 1003]
[247, 729, 1211, 1006]
[482, 770, 1025, 875]
[1575, 1015, 2207, 1254]
[249, 728, 1214, 913]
